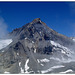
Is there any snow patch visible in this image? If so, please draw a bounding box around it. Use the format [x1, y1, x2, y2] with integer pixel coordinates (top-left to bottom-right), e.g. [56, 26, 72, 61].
[19, 62, 24, 73]
[34, 48, 36, 53]
[40, 58, 50, 62]
[19, 62, 21, 67]
[17, 53, 19, 55]
[25, 59, 30, 73]
[25, 37, 27, 40]
[0, 39, 12, 50]
[61, 50, 66, 54]
[4, 71, 10, 74]
[32, 41, 34, 43]
[50, 57, 60, 61]
[37, 59, 40, 63]
[40, 64, 44, 66]
[51, 65, 64, 69]
[41, 65, 64, 74]
[59, 69, 73, 73]
[37, 58, 50, 63]
[50, 40, 73, 55]
[20, 67, 24, 73]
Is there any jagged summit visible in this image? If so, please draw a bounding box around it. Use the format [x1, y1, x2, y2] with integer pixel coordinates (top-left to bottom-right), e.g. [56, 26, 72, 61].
[30, 18, 46, 26]
[30, 18, 41, 24]
[32, 18, 41, 23]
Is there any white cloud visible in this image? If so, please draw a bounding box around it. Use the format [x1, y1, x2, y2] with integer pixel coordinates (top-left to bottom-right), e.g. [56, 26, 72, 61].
[0, 17, 8, 38]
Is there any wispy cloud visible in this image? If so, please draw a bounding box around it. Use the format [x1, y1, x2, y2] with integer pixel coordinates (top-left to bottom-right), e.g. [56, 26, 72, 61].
[0, 17, 8, 38]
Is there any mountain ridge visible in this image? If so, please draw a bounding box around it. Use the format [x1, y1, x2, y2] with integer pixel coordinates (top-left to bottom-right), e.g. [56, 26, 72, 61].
[9, 18, 74, 47]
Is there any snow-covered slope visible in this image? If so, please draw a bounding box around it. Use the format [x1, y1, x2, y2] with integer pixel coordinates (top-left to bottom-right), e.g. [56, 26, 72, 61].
[0, 39, 12, 50]
[50, 40, 74, 55]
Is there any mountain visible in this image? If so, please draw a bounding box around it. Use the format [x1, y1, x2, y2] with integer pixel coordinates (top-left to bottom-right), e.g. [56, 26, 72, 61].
[0, 18, 75, 74]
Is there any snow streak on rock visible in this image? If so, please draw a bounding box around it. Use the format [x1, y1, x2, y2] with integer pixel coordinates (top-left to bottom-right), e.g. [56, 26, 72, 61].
[25, 59, 30, 73]
[40, 58, 50, 62]
[59, 69, 73, 74]
[41, 65, 65, 74]
[19, 62, 24, 73]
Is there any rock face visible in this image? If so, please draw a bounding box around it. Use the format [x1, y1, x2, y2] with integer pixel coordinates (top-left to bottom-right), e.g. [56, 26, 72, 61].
[0, 18, 75, 74]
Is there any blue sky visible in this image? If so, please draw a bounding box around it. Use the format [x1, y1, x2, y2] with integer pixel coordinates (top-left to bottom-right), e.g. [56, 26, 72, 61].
[0, 2, 75, 37]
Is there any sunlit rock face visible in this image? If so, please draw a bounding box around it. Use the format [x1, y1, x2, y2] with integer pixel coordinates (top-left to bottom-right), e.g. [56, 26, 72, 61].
[0, 18, 75, 74]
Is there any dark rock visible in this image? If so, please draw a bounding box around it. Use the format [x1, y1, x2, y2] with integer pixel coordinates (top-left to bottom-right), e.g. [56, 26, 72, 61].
[44, 34, 50, 40]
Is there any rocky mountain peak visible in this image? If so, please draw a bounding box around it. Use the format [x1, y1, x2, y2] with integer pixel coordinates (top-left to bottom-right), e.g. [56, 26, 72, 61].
[32, 18, 41, 23]
[30, 18, 47, 28]
[0, 18, 75, 74]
